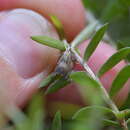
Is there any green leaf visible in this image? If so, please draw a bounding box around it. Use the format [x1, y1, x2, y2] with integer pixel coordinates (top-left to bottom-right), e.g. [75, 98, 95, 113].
[70, 71, 100, 89]
[45, 77, 70, 94]
[72, 106, 113, 120]
[121, 93, 130, 109]
[98, 47, 130, 77]
[110, 65, 130, 97]
[71, 22, 97, 48]
[84, 23, 108, 61]
[50, 15, 65, 40]
[103, 119, 119, 126]
[31, 36, 65, 51]
[27, 93, 44, 130]
[115, 109, 130, 120]
[51, 111, 62, 130]
[39, 74, 59, 88]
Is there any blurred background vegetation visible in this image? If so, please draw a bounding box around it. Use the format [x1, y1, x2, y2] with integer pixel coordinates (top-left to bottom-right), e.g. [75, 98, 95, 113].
[83, 0, 130, 48]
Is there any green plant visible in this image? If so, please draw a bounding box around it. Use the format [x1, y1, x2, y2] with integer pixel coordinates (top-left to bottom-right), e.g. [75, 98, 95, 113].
[31, 15, 130, 129]
[2, 1, 130, 130]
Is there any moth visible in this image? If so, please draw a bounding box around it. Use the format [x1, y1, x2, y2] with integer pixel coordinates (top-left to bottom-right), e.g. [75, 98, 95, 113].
[54, 47, 76, 78]
[40, 47, 76, 94]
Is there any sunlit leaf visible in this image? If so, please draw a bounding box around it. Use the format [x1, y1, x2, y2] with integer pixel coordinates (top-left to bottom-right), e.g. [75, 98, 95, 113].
[98, 47, 130, 77]
[84, 23, 108, 61]
[50, 15, 65, 40]
[31, 36, 65, 51]
[72, 106, 113, 120]
[51, 111, 62, 130]
[110, 65, 130, 97]
[70, 71, 100, 89]
[45, 77, 70, 94]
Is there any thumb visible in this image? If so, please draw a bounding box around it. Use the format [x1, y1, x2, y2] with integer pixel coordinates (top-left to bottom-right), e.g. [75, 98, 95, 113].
[0, 9, 59, 108]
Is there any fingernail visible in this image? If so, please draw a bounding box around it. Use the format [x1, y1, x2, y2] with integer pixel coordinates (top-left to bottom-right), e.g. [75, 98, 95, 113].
[0, 9, 60, 78]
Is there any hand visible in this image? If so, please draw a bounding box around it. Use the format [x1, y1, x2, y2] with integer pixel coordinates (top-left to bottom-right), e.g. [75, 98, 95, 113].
[0, 0, 129, 115]
[0, 0, 85, 111]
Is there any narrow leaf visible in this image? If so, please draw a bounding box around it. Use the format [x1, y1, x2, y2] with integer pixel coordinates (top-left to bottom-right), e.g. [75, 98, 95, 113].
[39, 74, 59, 88]
[70, 71, 100, 89]
[103, 119, 119, 126]
[72, 106, 113, 120]
[31, 36, 65, 51]
[51, 111, 62, 130]
[46, 77, 70, 94]
[28, 93, 44, 130]
[98, 47, 130, 77]
[71, 22, 97, 48]
[50, 15, 65, 40]
[110, 65, 130, 97]
[84, 23, 108, 61]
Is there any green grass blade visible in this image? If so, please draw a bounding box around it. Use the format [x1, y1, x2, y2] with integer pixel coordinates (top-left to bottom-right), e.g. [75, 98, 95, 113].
[70, 71, 100, 89]
[98, 47, 130, 77]
[45, 77, 70, 94]
[51, 111, 62, 130]
[31, 36, 65, 51]
[84, 23, 108, 61]
[50, 15, 65, 40]
[72, 106, 113, 120]
[110, 65, 130, 97]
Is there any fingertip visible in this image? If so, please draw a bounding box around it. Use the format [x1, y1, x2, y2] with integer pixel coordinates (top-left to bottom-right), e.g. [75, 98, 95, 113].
[0, 9, 59, 78]
[0, 0, 86, 41]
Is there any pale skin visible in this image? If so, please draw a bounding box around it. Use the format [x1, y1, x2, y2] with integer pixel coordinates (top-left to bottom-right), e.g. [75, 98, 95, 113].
[0, 0, 129, 116]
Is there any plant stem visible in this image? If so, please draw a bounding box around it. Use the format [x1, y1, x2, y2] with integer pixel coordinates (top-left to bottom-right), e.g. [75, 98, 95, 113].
[70, 47, 128, 130]
[63, 30, 128, 129]
[71, 48, 119, 113]
[63, 39, 119, 113]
